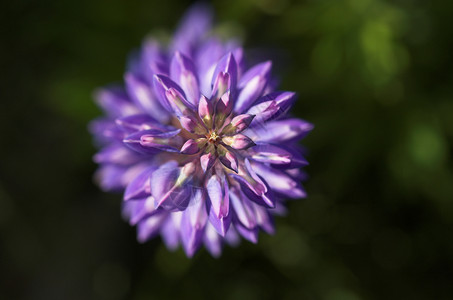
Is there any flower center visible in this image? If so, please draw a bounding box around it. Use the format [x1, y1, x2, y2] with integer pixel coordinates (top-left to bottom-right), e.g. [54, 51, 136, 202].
[207, 131, 220, 144]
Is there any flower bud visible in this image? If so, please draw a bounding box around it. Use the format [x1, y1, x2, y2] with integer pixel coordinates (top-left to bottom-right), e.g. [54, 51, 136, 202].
[198, 95, 214, 128]
[180, 139, 205, 154]
[222, 114, 255, 135]
[222, 134, 255, 150]
[217, 144, 238, 173]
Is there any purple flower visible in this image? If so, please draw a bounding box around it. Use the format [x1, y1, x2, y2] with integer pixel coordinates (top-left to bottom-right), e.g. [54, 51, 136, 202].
[90, 4, 313, 257]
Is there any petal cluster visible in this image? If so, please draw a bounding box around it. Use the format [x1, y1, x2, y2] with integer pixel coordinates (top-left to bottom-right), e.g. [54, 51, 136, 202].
[90, 4, 313, 257]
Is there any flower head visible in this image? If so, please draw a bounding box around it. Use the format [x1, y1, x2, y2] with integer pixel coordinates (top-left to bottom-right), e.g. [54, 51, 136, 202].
[90, 4, 313, 257]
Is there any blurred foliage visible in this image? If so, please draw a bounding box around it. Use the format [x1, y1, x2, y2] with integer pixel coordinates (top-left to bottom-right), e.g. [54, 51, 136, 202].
[1, 0, 453, 299]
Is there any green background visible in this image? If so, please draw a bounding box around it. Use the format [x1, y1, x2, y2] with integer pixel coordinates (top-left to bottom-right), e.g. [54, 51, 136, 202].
[1, 0, 453, 299]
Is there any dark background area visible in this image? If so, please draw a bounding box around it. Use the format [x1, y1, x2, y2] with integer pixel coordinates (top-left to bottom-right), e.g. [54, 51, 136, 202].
[1, 0, 452, 299]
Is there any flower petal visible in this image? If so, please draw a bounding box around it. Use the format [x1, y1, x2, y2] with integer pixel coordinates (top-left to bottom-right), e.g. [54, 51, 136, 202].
[206, 174, 229, 218]
[224, 226, 241, 247]
[234, 61, 272, 113]
[124, 73, 169, 123]
[217, 144, 239, 173]
[248, 143, 292, 165]
[115, 114, 171, 133]
[232, 47, 245, 76]
[180, 138, 205, 155]
[94, 144, 142, 166]
[165, 87, 196, 117]
[153, 74, 187, 112]
[122, 196, 158, 225]
[178, 114, 206, 134]
[245, 100, 279, 127]
[257, 91, 297, 119]
[196, 38, 224, 95]
[140, 39, 169, 82]
[221, 114, 255, 135]
[231, 159, 275, 208]
[124, 167, 156, 201]
[252, 203, 275, 234]
[94, 86, 139, 118]
[208, 205, 232, 237]
[232, 175, 275, 208]
[137, 212, 168, 242]
[214, 91, 233, 129]
[211, 52, 238, 99]
[247, 91, 297, 126]
[235, 223, 258, 244]
[89, 118, 125, 144]
[200, 145, 216, 172]
[246, 118, 314, 142]
[171, 3, 213, 57]
[161, 212, 183, 250]
[270, 144, 309, 169]
[198, 95, 214, 128]
[222, 134, 255, 150]
[123, 129, 181, 154]
[170, 51, 200, 106]
[215, 90, 234, 116]
[251, 162, 306, 199]
[181, 190, 208, 257]
[151, 161, 193, 211]
[203, 222, 222, 258]
[230, 189, 257, 229]
[95, 163, 149, 192]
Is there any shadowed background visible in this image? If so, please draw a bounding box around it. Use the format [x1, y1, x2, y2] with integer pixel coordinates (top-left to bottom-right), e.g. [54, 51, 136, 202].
[1, 0, 452, 299]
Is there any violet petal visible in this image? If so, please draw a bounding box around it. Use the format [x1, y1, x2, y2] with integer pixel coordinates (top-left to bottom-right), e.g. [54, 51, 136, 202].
[246, 118, 314, 143]
[124, 167, 156, 201]
[153, 74, 188, 112]
[206, 174, 229, 218]
[211, 52, 238, 98]
[124, 73, 169, 123]
[137, 212, 168, 242]
[234, 61, 272, 113]
[181, 190, 208, 257]
[170, 51, 200, 106]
